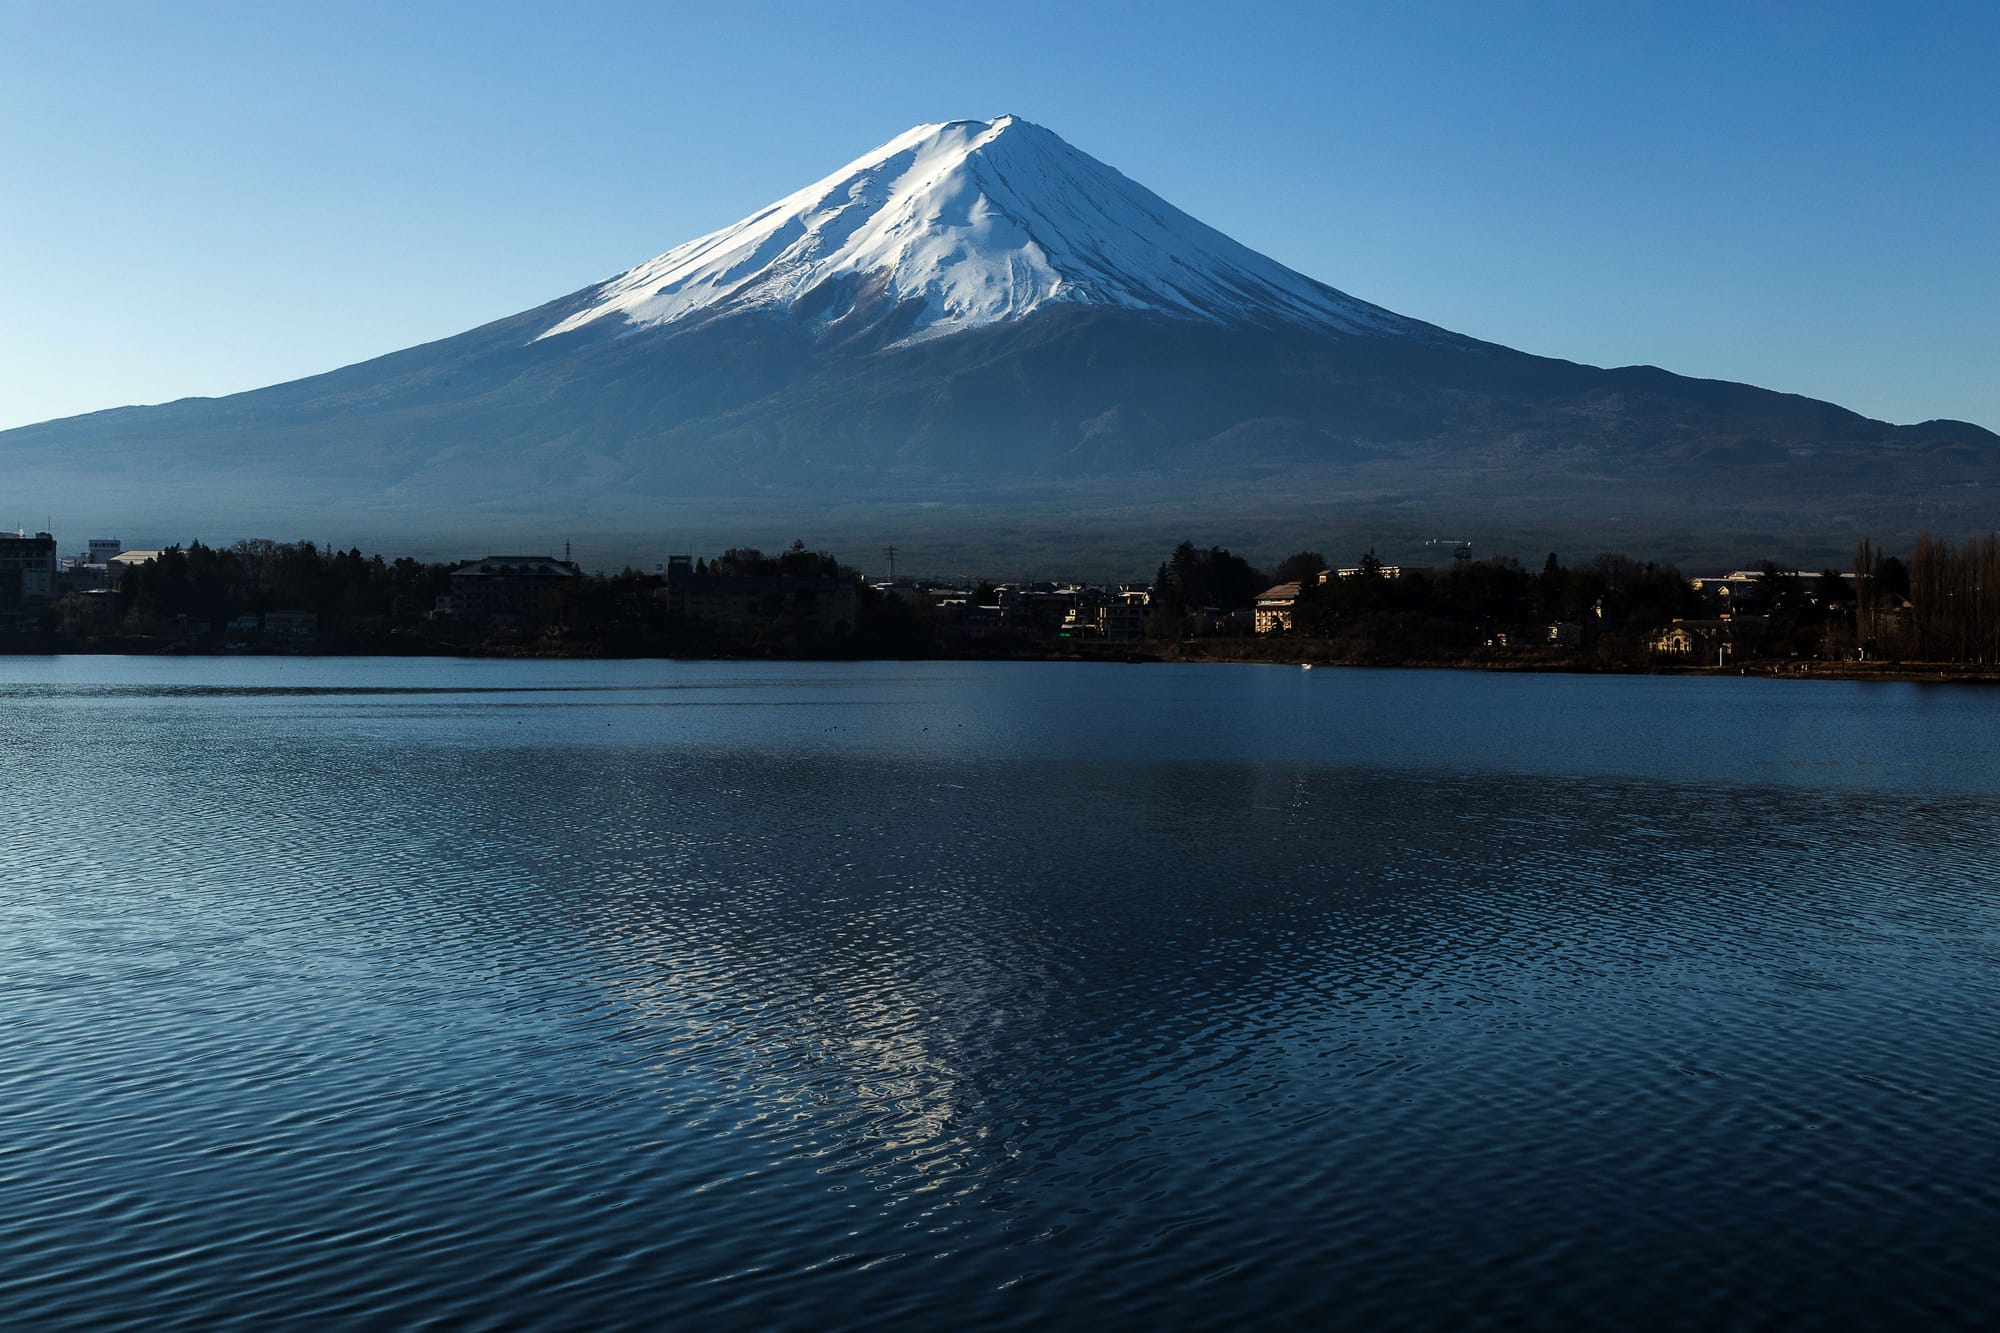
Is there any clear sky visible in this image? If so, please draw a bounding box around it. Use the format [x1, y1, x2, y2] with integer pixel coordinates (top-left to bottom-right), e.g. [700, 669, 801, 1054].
[2, 0, 1994, 433]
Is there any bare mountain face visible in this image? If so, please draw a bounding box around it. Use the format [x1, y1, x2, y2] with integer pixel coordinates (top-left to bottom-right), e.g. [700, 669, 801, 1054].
[3, 115, 1993, 570]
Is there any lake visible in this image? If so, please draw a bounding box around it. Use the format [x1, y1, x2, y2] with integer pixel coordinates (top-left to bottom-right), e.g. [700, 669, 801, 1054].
[3, 657, 1997, 1329]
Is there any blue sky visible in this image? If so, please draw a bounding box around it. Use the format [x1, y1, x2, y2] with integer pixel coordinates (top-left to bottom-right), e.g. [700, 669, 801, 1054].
[2, 0, 1994, 432]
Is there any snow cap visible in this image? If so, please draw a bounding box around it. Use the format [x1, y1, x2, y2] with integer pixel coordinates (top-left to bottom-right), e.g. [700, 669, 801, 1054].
[538, 116, 1402, 345]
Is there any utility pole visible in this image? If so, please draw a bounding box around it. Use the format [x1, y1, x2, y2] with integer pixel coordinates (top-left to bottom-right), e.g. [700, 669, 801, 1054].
[886, 544, 897, 582]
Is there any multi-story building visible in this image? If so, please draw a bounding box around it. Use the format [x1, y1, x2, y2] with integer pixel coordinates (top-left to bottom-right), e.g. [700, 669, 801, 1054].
[444, 555, 581, 626]
[1102, 590, 1150, 641]
[1254, 581, 1303, 634]
[0, 531, 58, 612]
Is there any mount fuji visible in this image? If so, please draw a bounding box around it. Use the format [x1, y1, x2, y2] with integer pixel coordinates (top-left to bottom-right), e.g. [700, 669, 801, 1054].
[3, 115, 1993, 569]
[533, 115, 1422, 347]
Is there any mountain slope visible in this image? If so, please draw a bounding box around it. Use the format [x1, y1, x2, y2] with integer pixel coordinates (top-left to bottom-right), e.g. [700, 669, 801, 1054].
[1, 115, 1993, 569]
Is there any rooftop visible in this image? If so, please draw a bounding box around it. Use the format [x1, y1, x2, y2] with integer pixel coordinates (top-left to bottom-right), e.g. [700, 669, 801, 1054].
[450, 556, 580, 579]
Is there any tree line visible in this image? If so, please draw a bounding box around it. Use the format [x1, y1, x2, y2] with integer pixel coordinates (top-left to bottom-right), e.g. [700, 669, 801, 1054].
[1149, 533, 2000, 665]
[55, 538, 906, 655]
[30, 530, 2000, 666]
[1148, 540, 1702, 660]
[1866, 533, 2000, 662]
[113, 540, 450, 633]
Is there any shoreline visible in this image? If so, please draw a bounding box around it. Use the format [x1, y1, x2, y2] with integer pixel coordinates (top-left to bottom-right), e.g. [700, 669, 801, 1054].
[1165, 643, 2000, 684]
[3, 635, 1997, 684]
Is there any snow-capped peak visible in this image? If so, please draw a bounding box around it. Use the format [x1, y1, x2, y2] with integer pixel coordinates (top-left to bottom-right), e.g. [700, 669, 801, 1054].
[537, 116, 1412, 346]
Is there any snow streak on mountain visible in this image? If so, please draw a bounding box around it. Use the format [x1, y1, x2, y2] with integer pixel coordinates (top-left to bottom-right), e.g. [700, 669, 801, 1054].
[538, 115, 1417, 346]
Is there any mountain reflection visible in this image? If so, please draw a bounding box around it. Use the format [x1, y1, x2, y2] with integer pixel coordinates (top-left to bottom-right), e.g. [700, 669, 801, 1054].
[545, 750, 1843, 1232]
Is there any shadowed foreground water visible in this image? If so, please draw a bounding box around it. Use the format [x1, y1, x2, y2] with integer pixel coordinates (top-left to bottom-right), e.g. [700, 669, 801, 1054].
[2, 657, 1997, 1329]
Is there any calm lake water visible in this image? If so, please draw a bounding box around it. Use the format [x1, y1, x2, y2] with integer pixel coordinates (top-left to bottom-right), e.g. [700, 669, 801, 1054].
[3, 657, 1997, 1329]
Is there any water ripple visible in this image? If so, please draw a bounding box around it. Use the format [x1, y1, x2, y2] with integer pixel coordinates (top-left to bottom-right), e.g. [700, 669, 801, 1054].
[2, 660, 1998, 1328]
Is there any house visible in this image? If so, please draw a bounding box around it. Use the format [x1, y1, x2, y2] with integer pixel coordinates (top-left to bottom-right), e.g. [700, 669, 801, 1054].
[1065, 587, 1150, 639]
[1003, 584, 1080, 635]
[1059, 587, 1107, 638]
[938, 599, 1008, 639]
[1651, 619, 1732, 659]
[1254, 582, 1302, 634]
[264, 610, 318, 637]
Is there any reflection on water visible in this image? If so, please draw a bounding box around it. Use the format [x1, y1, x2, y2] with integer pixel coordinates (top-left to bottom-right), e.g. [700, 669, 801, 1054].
[2, 658, 1998, 1329]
